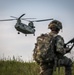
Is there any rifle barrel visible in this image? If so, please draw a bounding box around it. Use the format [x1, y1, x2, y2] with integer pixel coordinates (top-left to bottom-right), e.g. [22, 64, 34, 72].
[66, 38, 74, 45]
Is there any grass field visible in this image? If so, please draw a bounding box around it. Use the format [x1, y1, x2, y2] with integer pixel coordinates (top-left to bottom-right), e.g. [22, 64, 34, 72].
[0, 59, 74, 75]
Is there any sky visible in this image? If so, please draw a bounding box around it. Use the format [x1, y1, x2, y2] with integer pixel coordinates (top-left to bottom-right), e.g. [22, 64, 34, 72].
[0, 0, 74, 61]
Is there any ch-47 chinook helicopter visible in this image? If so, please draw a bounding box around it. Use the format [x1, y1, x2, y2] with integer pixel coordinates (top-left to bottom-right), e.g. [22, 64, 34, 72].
[0, 14, 53, 36]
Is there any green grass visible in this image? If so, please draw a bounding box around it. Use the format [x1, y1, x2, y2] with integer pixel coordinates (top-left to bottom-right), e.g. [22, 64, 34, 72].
[0, 60, 74, 75]
[0, 60, 39, 75]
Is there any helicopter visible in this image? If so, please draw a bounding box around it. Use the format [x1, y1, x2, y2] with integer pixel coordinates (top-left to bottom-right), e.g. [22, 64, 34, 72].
[0, 14, 53, 36]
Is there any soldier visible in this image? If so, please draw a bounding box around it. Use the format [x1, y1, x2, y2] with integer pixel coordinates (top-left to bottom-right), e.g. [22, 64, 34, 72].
[34, 20, 73, 75]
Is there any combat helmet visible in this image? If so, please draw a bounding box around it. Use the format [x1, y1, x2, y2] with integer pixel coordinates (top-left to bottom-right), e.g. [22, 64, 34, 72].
[48, 20, 62, 31]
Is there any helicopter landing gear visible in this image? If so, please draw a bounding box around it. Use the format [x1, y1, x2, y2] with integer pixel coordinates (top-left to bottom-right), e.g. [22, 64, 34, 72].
[33, 33, 35, 36]
[18, 32, 20, 34]
[25, 34, 27, 36]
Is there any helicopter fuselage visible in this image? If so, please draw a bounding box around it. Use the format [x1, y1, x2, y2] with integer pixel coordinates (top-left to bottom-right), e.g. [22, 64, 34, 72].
[15, 23, 35, 35]
[0, 13, 53, 36]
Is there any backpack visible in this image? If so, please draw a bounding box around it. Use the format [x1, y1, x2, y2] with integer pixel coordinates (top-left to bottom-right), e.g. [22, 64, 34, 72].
[33, 33, 56, 63]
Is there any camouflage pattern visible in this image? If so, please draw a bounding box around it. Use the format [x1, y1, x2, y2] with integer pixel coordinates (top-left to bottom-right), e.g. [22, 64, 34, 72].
[48, 20, 62, 30]
[37, 32, 72, 75]
[56, 35, 64, 53]
[33, 33, 55, 63]
[33, 20, 72, 75]
[40, 56, 72, 75]
[55, 35, 66, 57]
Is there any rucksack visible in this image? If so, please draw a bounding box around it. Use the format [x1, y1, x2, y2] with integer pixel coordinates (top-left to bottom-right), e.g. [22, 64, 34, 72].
[33, 33, 56, 63]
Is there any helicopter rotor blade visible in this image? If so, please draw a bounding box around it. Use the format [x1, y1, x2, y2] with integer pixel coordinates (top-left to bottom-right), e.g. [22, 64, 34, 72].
[10, 16, 18, 19]
[22, 18, 53, 22]
[0, 19, 17, 21]
[22, 18, 36, 20]
[18, 14, 25, 19]
[32, 18, 53, 22]
[10, 14, 25, 20]
[11, 16, 36, 20]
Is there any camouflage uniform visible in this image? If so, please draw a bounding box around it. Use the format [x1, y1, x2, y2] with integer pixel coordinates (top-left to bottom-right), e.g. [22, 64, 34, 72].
[38, 20, 72, 75]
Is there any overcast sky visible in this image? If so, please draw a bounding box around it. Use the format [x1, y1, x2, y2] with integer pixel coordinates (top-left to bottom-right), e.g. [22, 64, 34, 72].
[0, 0, 74, 61]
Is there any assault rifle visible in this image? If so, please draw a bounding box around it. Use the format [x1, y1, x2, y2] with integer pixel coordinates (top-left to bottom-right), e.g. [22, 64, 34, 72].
[64, 38, 74, 53]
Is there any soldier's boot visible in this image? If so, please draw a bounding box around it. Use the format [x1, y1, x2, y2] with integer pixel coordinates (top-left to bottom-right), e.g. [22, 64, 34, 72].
[65, 66, 72, 75]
